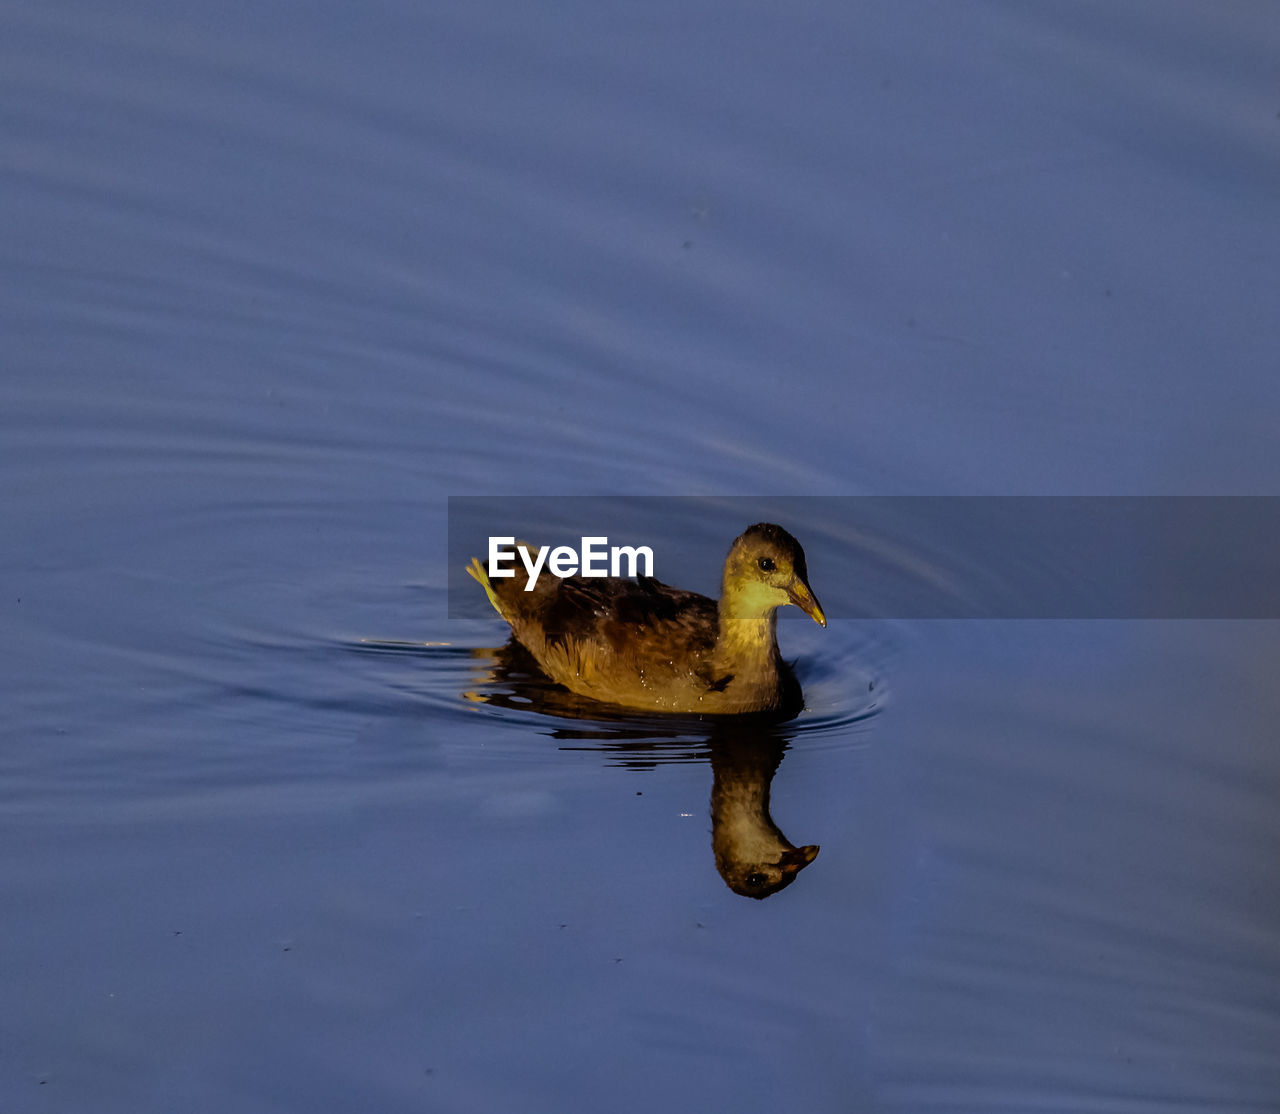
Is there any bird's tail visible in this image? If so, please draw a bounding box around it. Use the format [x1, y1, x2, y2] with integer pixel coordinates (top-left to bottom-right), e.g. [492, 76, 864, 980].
[466, 556, 505, 618]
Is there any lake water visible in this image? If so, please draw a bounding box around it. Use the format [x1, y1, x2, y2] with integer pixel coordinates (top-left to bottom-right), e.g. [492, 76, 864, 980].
[3, 1, 1279, 1111]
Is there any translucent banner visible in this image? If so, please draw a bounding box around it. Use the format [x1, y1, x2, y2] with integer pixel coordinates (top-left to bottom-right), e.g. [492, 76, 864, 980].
[447, 496, 1280, 619]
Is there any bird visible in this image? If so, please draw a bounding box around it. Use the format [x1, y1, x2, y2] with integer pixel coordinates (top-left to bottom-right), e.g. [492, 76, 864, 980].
[466, 523, 825, 715]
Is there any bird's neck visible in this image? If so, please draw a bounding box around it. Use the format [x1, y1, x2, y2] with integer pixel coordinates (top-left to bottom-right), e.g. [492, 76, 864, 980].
[714, 604, 780, 678]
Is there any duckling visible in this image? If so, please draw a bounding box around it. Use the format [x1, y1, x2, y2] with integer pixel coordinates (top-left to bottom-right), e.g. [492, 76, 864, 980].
[466, 523, 825, 715]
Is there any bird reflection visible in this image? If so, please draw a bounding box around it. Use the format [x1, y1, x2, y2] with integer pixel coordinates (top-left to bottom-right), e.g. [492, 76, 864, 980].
[466, 640, 820, 899]
[708, 733, 818, 898]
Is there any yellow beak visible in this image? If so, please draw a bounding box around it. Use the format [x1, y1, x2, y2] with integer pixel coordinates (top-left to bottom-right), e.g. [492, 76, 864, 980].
[787, 578, 827, 627]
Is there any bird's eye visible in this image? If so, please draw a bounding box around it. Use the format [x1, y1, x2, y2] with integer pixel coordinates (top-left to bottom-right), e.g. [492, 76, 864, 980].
[746, 872, 767, 888]
[757, 556, 775, 572]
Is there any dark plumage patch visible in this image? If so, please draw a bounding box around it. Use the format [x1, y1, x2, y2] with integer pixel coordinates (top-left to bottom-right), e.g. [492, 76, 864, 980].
[540, 575, 717, 651]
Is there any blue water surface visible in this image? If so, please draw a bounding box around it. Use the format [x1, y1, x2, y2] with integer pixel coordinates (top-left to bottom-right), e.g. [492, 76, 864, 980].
[2, 1, 1278, 1111]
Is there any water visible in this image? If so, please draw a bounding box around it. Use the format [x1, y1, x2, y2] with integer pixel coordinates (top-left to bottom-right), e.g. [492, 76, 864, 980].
[3, 1, 1279, 1110]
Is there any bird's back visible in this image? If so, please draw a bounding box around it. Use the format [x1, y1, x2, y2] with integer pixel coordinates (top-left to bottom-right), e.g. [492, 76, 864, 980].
[523, 575, 721, 691]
